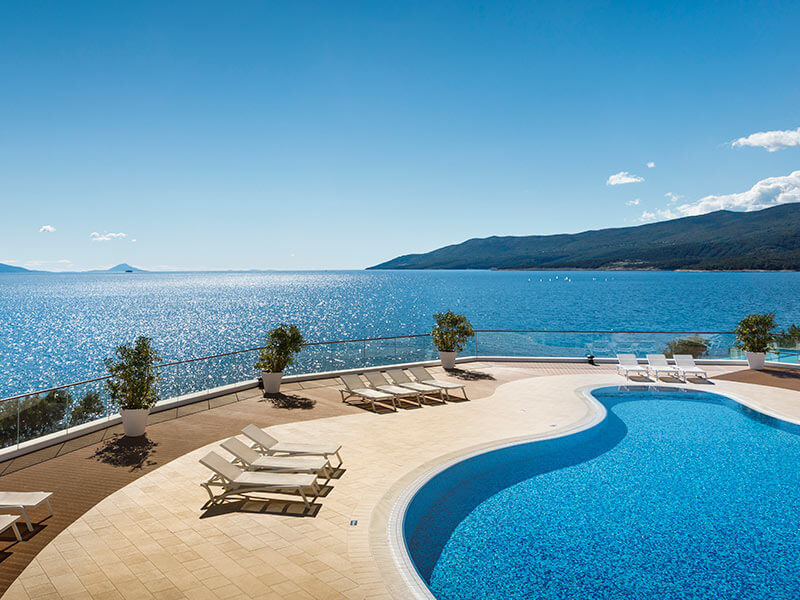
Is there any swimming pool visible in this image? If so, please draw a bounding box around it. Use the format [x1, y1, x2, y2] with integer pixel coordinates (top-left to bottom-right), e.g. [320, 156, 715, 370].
[403, 386, 800, 599]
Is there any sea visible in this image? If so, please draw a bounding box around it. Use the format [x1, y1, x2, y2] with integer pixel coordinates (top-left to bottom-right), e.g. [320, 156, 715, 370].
[2, 270, 800, 399]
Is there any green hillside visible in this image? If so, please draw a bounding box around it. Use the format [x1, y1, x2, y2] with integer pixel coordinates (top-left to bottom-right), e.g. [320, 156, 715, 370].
[369, 204, 800, 271]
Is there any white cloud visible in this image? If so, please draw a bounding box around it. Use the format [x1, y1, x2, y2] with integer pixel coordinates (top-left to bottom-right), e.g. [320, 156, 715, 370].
[638, 208, 679, 222]
[625, 198, 640, 206]
[676, 170, 800, 216]
[647, 161, 655, 168]
[606, 171, 644, 185]
[39, 225, 56, 233]
[664, 192, 683, 203]
[90, 231, 127, 242]
[732, 127, 800, 152]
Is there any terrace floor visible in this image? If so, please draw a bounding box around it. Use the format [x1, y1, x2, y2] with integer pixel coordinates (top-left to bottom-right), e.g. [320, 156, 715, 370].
[1, 361, 798, 599]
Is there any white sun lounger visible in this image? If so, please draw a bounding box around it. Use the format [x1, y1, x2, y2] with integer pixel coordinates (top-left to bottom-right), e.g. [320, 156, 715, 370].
[221, 437, 332, 482]
[386, 369, 446, 404]
[646, 354, 681, 380]
[0, 515, 22, 542]
[674, 354, 708, 381]
[364, 371, 423, 407]
[199, 451, 319, 509]
[408, 366, 468, 401]
[616, 354, 649, 380]
[0, 492, 54, 532]
[241, 424, 343, 467]
[339, 374, 398, 412]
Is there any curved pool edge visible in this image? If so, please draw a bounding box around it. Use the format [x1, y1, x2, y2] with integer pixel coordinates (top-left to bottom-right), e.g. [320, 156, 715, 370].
[382, 379, 800, 600]
[382, 381, 608, 600]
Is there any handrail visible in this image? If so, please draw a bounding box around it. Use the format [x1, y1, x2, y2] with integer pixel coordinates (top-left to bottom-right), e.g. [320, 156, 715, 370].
[0, 329, 736, 403]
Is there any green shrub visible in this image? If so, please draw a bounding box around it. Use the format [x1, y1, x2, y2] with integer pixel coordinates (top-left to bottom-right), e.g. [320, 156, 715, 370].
[104, 336, 162, 410]
[70, 391, 106, 426]
[431, 310, 474, 353]
[734, 313, 776, 354]
[0, 389, 72, 447]
[774, 324, 800, 348]
[664, 336, 709, 358]
[255, 324, 305, 373]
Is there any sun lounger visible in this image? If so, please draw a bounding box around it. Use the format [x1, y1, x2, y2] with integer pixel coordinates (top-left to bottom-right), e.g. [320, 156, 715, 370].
[0, 492, 54, 532]
[674, 354, 708, 381]
[241, 424, 343, 467]
[646, 354, 681, 380]
[386, 369, 445, 404]
[408, 366, 468, 400]
[0, 515, 22, 542]
[199, 451, 319, 509]
[339, 374, 398, 412]
[615, 354, 649, 380]
[221, 437, 332, 482]
[363, 371, 423, 407]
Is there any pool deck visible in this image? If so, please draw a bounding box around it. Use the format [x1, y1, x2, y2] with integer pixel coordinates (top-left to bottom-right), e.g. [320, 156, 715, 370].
[1, 361, 799, 600]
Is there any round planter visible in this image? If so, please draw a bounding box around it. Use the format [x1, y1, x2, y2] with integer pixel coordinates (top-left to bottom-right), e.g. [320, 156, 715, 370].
[261, 371, 284, 394]
[120, 408, 149, 437]
[745, 351, 766, 370]
[438, 351, 458, 370]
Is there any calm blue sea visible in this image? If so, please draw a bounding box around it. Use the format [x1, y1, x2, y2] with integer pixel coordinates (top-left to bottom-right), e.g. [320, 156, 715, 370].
[1, 270, 800, 398]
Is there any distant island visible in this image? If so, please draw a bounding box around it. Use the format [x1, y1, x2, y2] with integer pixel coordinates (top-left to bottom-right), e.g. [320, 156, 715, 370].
[369, 204, 800, 271]
[0, 263, 147, 274]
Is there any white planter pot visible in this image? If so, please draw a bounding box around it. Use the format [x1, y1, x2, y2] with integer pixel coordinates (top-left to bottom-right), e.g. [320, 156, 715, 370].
[120, 408, 149, 437]
[745, 352, 766, 370]
[261, 371, 284, 394]
[438, 351, 458, 370]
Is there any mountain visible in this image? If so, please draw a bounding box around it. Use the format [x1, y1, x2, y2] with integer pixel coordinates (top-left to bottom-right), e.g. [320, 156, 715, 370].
[0, 263, 31, 273]
[0, 262, 147, 274]
[86, 263, 147, 273]
[369, 204, 800, 271]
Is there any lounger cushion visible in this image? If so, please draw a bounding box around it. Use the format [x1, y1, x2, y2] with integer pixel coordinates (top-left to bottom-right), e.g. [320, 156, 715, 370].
[0, 492, 52, 508]
[233, 472, 317, 487]
[271, 442, 342, 455]
[251, 456, 328, 470]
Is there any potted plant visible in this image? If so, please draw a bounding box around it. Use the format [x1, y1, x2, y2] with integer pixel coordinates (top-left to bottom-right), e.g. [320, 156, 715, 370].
[255, 324, 305, 394]
[734, 313, 776, 370]
[104, 336, 161, 437]
[431, 310, 474, 370]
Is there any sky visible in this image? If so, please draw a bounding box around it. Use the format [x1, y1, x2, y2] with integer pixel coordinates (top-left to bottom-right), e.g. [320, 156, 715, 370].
[1, 1, 799, 271]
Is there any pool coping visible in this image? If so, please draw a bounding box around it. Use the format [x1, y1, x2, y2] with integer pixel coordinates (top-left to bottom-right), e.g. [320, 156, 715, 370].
[380, 378, 800, 599]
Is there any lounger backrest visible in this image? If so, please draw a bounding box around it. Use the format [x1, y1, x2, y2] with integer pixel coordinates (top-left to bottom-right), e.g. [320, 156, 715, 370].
[409, 366, 434, 381]
[221, 437, 260, 465]
[674, 354, 696, 367]
[386, 369, 411, 384]
[364, 371, 390, 387]
[242, 424, 278, 450]
[646, 354, 668, 366]
[340, 374, 366, 390]
[199, 451, 242, 483]
[616, 354, 638, 366]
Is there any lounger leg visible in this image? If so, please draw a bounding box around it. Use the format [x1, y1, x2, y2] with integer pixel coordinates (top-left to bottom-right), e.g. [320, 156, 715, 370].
[416, 393, 422, 407]
[370, 399, 376, 413]
[20, 507, 32, 532]
[45, 499, 54, 518]
[11, 522, 21, 542]
[298, 488, 310, 510]
[391, 396, 398, 411]
[334, 450, 343, 468]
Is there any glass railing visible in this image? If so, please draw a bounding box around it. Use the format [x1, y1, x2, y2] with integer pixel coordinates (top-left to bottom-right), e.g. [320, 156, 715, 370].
[1, 329, 780, 452]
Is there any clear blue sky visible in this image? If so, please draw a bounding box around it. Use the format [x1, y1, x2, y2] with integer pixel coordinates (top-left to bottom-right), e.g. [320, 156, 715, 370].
[1, 1, 799, 271]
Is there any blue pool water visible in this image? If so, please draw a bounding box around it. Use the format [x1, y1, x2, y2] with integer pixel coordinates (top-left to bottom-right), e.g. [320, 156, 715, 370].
[2, 270, 800, 396]
[404, 387, 800, 599]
